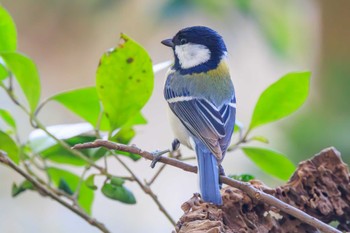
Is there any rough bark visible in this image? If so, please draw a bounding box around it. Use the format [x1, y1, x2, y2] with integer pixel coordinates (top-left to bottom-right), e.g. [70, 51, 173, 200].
[175, 147, 350, 233]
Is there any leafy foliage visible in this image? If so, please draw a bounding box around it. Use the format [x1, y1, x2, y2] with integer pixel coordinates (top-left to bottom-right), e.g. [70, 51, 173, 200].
[101, 181, 136, 204]
[49, 87, 109, 130]
[85, 174, 98, 190]
[1, 53, 41, 113]
[241, 147, 295, 181]
[0, 109, 16, 130]
[96, 34, 154, 134]
[0, 130, 19, 164]
[47, 167, 94, 214]
[0, 4, 312, 228]
[39, 135, 105, 166]
[229, 174, 255, 182]
[0, 6, 17, 52]
[249, 72, 310, 130]
[12, 180, 34, 197]
[0, 64, 8, 81]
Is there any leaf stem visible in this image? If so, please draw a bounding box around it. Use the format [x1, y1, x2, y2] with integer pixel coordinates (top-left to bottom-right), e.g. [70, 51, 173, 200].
[73, 166, 89, 202]
[228, 128, 251, 151]
[1, 79, 106, 173]
[32, 117, 105, 172]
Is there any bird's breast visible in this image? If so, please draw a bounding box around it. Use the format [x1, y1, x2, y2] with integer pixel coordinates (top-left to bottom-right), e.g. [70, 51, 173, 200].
[167, 107, 193, 150]
[166, 60, 234, 107]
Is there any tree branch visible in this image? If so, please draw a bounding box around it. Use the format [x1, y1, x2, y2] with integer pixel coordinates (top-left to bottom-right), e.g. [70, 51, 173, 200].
[73, 140, 197, 173]
[72, 139, 341, 233]
[0, 151, 110, 233]
[111, 152, 176, 226]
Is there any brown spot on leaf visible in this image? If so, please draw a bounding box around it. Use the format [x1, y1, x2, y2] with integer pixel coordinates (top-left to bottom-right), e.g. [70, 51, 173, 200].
[126, 57, 134, 64]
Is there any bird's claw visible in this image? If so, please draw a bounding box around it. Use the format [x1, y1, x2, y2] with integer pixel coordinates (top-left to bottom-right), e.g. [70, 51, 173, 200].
[150, 149, 169, 168]
[150, 139, 180, 168]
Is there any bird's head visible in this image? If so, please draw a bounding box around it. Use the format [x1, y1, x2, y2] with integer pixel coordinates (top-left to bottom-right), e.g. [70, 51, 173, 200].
[162, 26, 227, 75]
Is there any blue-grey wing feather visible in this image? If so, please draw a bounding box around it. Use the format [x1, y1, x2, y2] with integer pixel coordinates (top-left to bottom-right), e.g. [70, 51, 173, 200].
[218, 96, 236, 154]
[166, 90, 235, 158]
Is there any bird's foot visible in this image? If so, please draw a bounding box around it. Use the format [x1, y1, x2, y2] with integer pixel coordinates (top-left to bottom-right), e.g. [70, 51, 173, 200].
[150, 149, 170, 168]
[150, 139, 180, 168]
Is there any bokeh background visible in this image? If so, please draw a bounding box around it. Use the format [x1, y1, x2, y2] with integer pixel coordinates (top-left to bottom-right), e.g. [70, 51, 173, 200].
[0, 0, 349, 232]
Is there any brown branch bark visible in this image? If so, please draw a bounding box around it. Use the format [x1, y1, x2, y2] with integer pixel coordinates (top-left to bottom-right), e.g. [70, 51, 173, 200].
[177, 147, 350, 233]
[0, 151, 110, 233]
[72, 140, 344, 233]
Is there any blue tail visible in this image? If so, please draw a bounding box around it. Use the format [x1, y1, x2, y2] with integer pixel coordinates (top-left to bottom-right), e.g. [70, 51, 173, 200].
[195, 142, 222, 205]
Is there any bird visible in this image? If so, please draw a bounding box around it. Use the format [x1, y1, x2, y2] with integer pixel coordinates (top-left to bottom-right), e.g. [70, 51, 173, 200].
[161, 26, 236, 205]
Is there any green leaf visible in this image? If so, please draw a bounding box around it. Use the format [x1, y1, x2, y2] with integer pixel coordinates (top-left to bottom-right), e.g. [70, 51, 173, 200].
[58, 179, 74, 195]
[29, 123, 93, 153]
[12, 180, 34, 197]
[0, 63, 8, 81]
[29, 124, 107, 166]
[96, 34, 154, 133]
[0, 109, 16, 130]
[49, 87, 109, 131]
[110, 127, 140, 160]
[1, 52, 41, 113]
[85, 174, 98, 190]
[110, 176, 125, 186]
[111, 114, 146, 160]
[39, 135, 105, 166]
[124, 112, 147, 127]
[111, 127, 135, 144]
[47, 167, 94, 214]
[0, 130, 19, 164]
[229, 174, 255, 182]
[101, 182, 136, 204]
[0, 6, 17, 52]
[249, 72, 310, 130]
[242, 147, 295, 181]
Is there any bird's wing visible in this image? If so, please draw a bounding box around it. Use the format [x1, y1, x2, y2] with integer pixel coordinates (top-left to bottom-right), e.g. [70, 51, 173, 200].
[218, 96, 236, 154]
[165, 88, 235, 160]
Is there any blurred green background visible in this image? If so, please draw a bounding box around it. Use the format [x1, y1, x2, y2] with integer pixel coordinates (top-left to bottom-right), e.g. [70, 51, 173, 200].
[0, 0, 349, 232]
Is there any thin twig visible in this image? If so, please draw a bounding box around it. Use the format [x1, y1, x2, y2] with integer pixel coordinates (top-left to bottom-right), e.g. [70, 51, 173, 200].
[1, 82, 105, 173]
[73, 140, 196, 173]
[72, 139, 341, 233]
[33, 119, 105, 172]
[23, 158, 75, 202]
[0, 151, 110, 233]
[112, 152, 176, 226]
[227, 127, 251, 152]
[73, 166, 89, 202]
[146, 163, 167, 186]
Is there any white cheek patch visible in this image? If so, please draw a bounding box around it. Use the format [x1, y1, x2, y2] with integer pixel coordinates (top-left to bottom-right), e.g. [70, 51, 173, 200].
[175, 43, 211, 69]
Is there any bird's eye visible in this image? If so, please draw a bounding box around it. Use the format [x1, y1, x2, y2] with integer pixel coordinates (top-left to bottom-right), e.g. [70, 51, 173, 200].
[180, 38, 187, 45]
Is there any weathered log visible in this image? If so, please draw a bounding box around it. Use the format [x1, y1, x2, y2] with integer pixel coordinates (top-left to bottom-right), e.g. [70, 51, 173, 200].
[175, 147, 350, 233]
